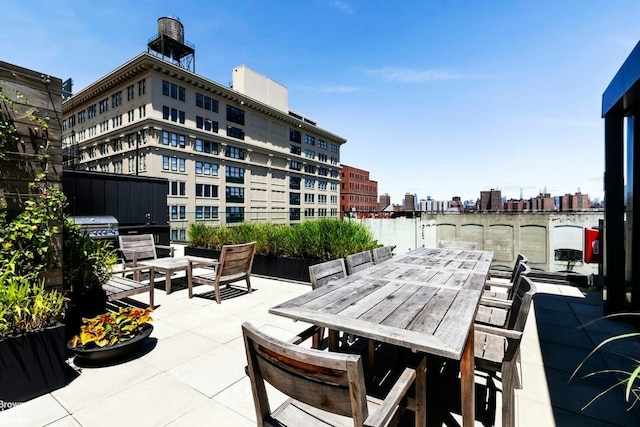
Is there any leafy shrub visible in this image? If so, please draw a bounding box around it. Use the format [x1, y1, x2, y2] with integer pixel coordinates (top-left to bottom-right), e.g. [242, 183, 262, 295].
[0, 258, 66, 339]
[187, 219, 379, 260]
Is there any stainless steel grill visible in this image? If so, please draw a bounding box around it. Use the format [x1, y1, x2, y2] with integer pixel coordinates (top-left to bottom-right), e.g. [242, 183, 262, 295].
[70, 215, 119, 240]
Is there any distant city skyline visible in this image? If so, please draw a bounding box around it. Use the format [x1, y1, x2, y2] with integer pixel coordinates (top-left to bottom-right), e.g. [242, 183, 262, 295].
[2, 1, 638, 202]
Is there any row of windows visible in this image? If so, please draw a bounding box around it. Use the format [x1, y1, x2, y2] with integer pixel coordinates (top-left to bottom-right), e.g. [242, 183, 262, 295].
[196, 93, 219, 112]
[64, 79, 146, 129]
[290, 208, 335, 220]
[162, 80, 186, 101]
[163, 106, 186, 124]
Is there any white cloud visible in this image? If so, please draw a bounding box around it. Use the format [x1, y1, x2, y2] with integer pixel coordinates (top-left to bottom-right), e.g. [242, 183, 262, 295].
[366, 67, 464, 83]
[294, 84, 361, 93]
[329, 1, 356, 14]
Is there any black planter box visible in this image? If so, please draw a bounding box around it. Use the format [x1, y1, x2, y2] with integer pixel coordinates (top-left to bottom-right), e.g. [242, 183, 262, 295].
[0, 323, 67, 402]
[185, 247, 319, 283]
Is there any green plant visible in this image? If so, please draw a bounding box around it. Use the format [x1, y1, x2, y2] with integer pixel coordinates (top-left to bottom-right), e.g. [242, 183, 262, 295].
[571, 313, 640, 410]
[187, 219, 380, 260]
[69, 307, 153, 349]
[63, 219, 118, 295]
[0, 258, 66, 339]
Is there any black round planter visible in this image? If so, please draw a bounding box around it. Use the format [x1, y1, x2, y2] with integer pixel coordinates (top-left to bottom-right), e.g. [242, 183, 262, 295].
[67, 323, 153, 364]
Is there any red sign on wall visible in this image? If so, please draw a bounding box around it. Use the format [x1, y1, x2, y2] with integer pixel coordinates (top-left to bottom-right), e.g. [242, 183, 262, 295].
[584, 228, 601, 264]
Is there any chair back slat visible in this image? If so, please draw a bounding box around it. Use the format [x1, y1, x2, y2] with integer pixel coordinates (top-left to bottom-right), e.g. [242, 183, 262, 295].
[505, 276, 537, 332]
[346, 251, 374, 275]
[510, 253, 528, 282]
[118, 234, 157, 262]
[506, 262, 531, 300]
[218, 242, 256, 279]
[243, 322, 367, 420]
[309, 259, 347, 289]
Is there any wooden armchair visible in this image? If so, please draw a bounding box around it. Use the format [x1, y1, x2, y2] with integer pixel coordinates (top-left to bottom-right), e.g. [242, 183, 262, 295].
[346, 250, 374, 275]
[308, 259, 348, 349]
[474, 276, 537, 427]
[372, 246, 393, 264]
[118, 234, 174, 280]
[187, 241, 256, 304]
[242, 321, 426, 427]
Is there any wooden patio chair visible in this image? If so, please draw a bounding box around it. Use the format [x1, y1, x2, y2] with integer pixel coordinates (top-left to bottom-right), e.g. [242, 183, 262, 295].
[488, 253, 528, 282]
[308, 259, 348, 349]
[242, 321, 427, 427]
[187, 241, 256, 304]
[482, 261, 531, 301]
[474, 276, 537, 427]
[437, 240, 478, 250]
[372, 246, 393, 264]
[346, 250, 374, 275]
[475, 268, 533, 329]
[118, 234, 174, 280]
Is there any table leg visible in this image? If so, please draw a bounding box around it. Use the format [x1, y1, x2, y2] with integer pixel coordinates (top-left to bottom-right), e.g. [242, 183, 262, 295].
[165, 269, 172, 294]
[460, 327, 475, 426]
[328, 329, 339, 352]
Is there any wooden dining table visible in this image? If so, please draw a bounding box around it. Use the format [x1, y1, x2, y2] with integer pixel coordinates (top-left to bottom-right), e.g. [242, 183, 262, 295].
[269, 247, 493, 427]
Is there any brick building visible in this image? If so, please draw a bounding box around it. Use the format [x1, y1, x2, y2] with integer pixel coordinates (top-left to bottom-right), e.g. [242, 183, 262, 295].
[340, 164, 378, 217]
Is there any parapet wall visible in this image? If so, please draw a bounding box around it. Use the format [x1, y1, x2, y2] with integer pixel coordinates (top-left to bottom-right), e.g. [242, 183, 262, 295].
[357, 212, 603, 275]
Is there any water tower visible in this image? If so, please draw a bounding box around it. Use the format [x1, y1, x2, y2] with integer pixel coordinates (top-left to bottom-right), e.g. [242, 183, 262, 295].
[147, 17, 195, 72]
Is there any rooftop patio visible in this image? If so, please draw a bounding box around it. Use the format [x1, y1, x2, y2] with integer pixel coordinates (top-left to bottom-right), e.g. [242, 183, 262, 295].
[1, 258, 639, 426]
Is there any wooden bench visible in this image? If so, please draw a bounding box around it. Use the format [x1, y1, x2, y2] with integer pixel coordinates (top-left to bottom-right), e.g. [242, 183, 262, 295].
[103, 266, 154, 307]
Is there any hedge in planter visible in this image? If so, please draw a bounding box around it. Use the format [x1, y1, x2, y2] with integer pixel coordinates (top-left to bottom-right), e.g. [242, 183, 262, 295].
[186, 219, 380, 282]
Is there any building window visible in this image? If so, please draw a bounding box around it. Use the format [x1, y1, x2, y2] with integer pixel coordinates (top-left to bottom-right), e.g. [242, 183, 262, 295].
[319, 195, 327, 204]
[330, 182, 338, 191]
[196, 116, 219, 133]
[226, 166, 245, 183]
[127, 85, 135, 101]
[194, 139, 218, 154]
[318, 181, 328, 190]
[77, 110, 86, 123]
[226, 207, 244, 223]
[290, 144, 301, 155]
[225, 146, 245, 160]
[330, 144, 338, 153]
[127, 110, 134, 122]
[139, 105, 146, 118]
[112, 115, 122, 128]
[317, 140, 327, 150]
[304, 208, 315, 218]
[99, 98, 109, 114]
[163, 106, 170, 120]
[318, 167, 328, 176]
[304, 178, 315, 189]
[195, 161, 219, 176]
[196, 93, 219, 112]
[226, 186, 245, 203]
[170, 181, 186, 196]
[111, 91, 122, 108]
[88, 104, 97, 118]
[290, 208, 301, 221]
[138, 79, 146, 96]
[304, 164, 316, 174]
[289, 160, 301, 171]
[196, 183, 218, 198]
[113, 160, 122, 174]
[290, 192, 300, 205]
[318, 153, 328, 162]
[318, 208, 327, 217]
[290, 129, 301, 143]
[304, 149, 315, 159]
[305, 193, 315, 203]
[226, 126, 244, 140]
[290, 176, 300, 190]
[304, 135, 315, 145]
[226, 105, 245, 125]
[196, 206, 219, 220]
[170, 205, 186, 220]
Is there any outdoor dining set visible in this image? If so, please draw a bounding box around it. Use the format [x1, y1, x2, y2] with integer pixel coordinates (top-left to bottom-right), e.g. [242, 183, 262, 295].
[116, 234, 535, 427]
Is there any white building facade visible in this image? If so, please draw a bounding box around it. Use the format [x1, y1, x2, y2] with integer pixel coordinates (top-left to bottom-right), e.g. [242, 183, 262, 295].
[62, 53, 346, 240]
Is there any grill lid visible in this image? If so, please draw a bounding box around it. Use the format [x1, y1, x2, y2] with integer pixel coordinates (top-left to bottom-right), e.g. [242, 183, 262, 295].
[70, 216, 119, 239]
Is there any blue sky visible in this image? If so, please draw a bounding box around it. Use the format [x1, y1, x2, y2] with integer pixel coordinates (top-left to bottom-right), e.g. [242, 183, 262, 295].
[3, 1, 639, 204]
